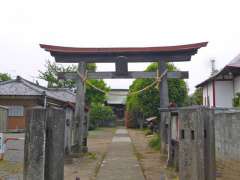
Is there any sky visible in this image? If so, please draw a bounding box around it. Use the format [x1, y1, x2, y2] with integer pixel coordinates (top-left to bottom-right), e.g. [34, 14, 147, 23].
[0, 0, 240, 94]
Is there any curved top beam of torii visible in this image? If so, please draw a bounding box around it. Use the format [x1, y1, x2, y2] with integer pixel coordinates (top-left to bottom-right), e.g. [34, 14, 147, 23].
[40, 42, 208, 63]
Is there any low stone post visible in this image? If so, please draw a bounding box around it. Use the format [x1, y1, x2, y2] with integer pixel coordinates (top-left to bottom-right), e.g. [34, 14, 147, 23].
[24, 107, 46, 180]
[45, 107, 65, 180]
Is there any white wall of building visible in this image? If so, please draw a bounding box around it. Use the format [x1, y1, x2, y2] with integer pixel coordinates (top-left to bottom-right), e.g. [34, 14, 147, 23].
[203, 85, 208, 106]
[234, 76, 240, 94]
[202, 82, 213, 107]
[202, 80, 234, 108]
[215, 81, 233, 108]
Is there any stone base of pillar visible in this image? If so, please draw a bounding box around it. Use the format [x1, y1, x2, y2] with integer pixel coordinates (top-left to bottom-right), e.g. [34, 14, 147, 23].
[82, 146, 88, 153]
[71, 144, 81, 154]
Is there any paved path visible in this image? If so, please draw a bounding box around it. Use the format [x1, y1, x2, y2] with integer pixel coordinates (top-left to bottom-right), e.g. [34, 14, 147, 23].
[96, 128, 145, 180]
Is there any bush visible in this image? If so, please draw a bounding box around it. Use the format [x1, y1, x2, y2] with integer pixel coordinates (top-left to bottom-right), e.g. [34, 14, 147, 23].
[233, 92, 240, 107]
[148, 134, 161, 150]
[89, 103, 115, 130]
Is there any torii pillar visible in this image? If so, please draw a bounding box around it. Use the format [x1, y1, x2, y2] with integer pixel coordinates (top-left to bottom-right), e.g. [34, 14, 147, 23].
[159, 61, 169, 153]
[73, 62, 87, 153]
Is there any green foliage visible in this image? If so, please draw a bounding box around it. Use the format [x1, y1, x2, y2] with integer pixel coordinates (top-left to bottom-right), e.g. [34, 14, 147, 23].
[144, 129, 153, 136]
[89, 103, 115, 130]
[185, 87, 203, 106]
[148, 134, 161, 150]
[39, 60, 77, 88]
[0, 73, 11, 81]
[126, 63, 188, 117]
[233, 92, 240, 107]
[86, 80, 109, 105]
[39, 60, 97, 88]
[39, 60, 108, 105]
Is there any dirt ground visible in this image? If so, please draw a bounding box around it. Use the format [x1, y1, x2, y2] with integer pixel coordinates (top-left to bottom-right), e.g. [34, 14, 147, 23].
[216, 159, 240, 180]
[64, 128, 115, 180]
[0, 128, 115, 180]
[128, 129, 179, 180]
[3, 128, 236, 180]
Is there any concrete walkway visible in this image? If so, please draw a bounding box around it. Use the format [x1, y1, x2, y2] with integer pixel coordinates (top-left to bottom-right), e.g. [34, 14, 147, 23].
[96, 128, 145, 180]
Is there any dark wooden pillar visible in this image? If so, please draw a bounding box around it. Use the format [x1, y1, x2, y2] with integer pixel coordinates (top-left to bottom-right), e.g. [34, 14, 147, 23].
[159, 61, 169, 153]
[73, 62, 86, 153]
[24, 107, 46, 180]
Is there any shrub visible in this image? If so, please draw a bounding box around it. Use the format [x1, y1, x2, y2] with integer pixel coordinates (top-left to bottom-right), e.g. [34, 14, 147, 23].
[233, 92, 240, 107]
[148, 134, 161, 150]
[89, 103, 115, 130]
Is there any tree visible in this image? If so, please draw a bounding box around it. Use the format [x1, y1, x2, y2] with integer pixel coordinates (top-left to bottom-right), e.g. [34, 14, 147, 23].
[39, 60, 108, 105]
[39, 60, 96, 88]
[89, 103, 115, 130]
[86, 79, 109, 105]
[126, 63, 188, 118]
[0, 73, 11, 81]
[191, 87, 203, 105]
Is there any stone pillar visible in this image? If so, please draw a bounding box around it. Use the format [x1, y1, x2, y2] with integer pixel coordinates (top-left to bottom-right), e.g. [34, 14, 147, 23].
[45, 107, 65, 180]
[167, 111, 173, 166]
[64, 107, 73, 155]
[82, 110, 89, 153]
[203, 108, 216, 180]
[159, 61, 169, 153]
[178, 107, 215, 180]
[73, 62, 86, 153]
[24, 107, 46, 180]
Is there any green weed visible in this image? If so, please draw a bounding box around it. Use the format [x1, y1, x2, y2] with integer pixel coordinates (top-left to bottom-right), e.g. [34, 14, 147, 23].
[148, 134, 161, 150]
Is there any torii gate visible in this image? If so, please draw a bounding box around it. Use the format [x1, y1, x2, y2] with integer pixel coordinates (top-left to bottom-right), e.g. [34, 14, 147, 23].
[40, 42, 207, 153]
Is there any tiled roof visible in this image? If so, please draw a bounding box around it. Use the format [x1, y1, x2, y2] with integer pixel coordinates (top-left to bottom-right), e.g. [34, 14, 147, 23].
[0, 76, 76, 103]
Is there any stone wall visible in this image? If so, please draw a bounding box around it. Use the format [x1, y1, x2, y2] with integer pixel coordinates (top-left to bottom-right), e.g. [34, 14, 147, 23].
[214, 111, 240, 179]
[215, 111, 240, 160]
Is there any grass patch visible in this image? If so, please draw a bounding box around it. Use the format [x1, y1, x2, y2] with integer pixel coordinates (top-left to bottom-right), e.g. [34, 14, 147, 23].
[148, 134, 161, 151]
[144, 129, 153, 136]
[86, 152, 97, 160]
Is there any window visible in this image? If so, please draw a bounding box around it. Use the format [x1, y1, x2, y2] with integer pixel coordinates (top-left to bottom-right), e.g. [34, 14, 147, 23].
[8, 106, 24, 117]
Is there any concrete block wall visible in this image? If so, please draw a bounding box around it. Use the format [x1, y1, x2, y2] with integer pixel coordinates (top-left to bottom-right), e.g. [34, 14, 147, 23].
[214, 111, 240, 179]
[215, 112, 240, 160]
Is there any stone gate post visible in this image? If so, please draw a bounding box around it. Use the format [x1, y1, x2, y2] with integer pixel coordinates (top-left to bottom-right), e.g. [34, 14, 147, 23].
[24, 107, 46, 180]
[45, 107, 65, 180]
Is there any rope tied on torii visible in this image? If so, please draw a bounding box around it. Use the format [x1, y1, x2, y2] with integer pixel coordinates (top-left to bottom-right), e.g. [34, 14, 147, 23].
[76, 69, 168, 96]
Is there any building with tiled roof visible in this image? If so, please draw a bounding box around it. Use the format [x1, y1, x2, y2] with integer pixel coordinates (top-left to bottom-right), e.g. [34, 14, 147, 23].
[0, 76, 76, 130]
[196, 54, 240, 108]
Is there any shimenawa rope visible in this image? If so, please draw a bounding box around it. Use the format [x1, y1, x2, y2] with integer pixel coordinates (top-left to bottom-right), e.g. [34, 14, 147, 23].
[76, 69, 168, 96]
